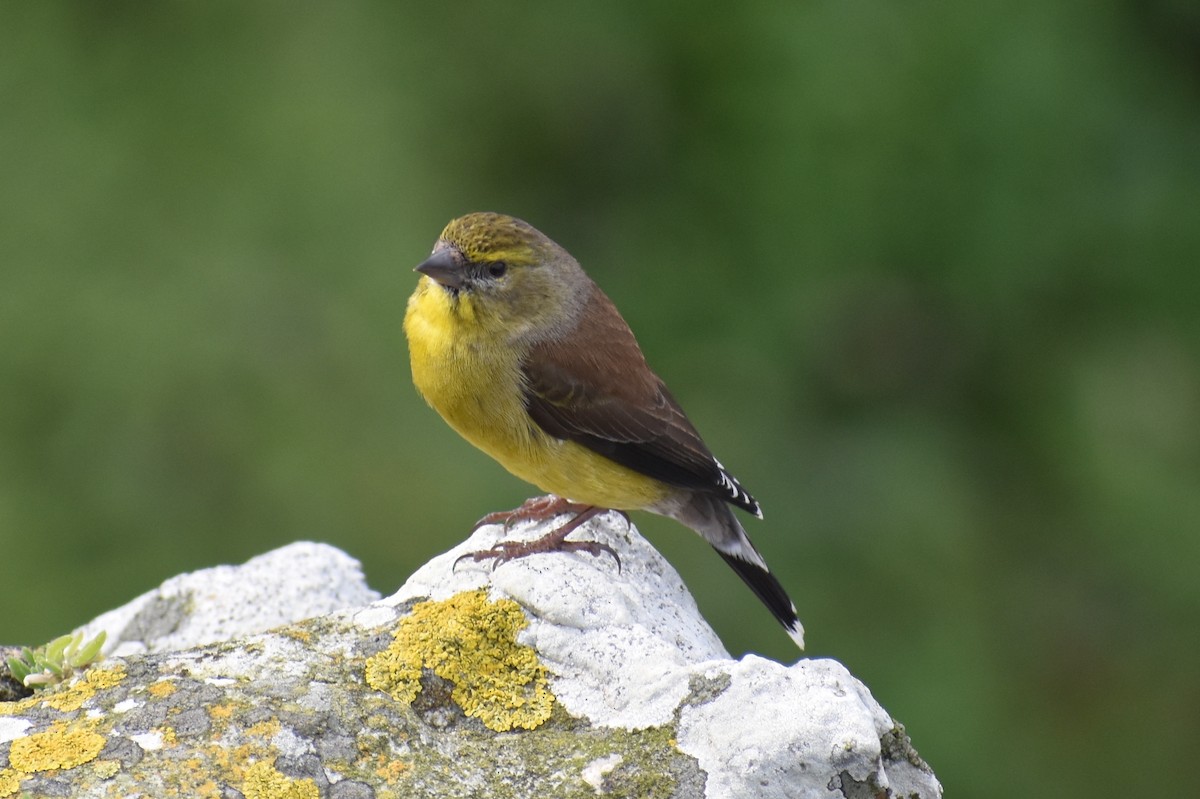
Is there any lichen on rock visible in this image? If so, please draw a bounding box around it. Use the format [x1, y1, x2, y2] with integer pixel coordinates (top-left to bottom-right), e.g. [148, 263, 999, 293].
[241, 759, 320, 799]
[8, 718, 106, 772]
[365, 588, 554, 732]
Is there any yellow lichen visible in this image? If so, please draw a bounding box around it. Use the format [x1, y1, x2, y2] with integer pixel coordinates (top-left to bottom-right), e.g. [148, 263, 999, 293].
[0, 768, 22, 798]
[0, 665, 124, 715]
[281, 627, 313, 644]
[245, 719, 282, 739]
[84, 664, 126, 690]
[227, 742, 263, 773]
[183, 746, 257, 798]
[41, 665, 127, 712]
[8, 720, 106, 772]
[364, 589, 554, 732]
[155, 726, 179, 747]
[241, 760, 319, 799]
[0, 690, 52, 716]
[92, 759, 121, 779]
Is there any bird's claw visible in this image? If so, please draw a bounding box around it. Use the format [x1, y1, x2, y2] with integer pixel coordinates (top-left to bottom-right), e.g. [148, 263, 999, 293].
[612, 509, 632, 533]
[456, 500, 622, 573]
[558, 539, 622, 572]
[451, 537, 621, 573]
[452, 540, 530, 571]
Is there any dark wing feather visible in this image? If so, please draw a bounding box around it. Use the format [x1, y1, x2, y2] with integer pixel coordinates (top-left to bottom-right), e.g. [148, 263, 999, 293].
[521, 284, 760, 515]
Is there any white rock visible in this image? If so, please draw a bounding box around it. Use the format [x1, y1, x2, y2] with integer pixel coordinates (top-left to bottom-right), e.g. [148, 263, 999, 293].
[76, 541, 379, 656]
[0, 718, 31, 744]
[581, 753, 624, 792]
[677, 657, 897, 799]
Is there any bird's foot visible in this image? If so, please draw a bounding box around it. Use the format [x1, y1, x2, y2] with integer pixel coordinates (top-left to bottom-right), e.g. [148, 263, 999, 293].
[471, 495, 598, 533]
[456, 503, 622, 572]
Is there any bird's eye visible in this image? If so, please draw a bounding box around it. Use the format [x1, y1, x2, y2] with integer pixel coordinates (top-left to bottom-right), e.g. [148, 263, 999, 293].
[487, 261, 508, 278]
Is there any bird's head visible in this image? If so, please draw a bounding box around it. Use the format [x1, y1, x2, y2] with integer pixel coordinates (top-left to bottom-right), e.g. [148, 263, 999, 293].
[414, 212, 589, 340]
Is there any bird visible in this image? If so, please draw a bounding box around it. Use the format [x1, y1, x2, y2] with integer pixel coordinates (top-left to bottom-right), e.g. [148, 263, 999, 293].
[403, 212, 804, 648]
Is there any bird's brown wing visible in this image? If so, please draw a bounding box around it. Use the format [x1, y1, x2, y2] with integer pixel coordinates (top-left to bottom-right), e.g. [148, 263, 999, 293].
[520, 285, 760, 515]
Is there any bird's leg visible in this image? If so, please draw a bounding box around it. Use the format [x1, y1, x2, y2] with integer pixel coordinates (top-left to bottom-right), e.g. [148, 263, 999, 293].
[457, 501, 622, 571]
[470, 494, 592, 533]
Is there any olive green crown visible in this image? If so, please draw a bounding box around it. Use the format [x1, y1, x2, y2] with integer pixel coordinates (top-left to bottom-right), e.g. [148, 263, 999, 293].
[440, 213, 557, 265]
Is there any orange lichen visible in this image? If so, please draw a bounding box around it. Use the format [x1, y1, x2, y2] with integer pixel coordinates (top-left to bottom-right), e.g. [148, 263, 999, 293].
[374, 758, 409, 784]
[208, 702, 237, 720]
[147, 679, 178, 699]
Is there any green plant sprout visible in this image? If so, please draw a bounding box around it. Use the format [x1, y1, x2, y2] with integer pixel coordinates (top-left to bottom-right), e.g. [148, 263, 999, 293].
[5, 630, 106, 689]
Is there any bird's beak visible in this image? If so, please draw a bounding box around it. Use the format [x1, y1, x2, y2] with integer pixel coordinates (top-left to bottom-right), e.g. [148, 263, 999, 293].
[415, 247, 466, 290]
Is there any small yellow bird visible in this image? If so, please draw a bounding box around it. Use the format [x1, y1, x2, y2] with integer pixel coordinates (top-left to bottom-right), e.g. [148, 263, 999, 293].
[404, 212, 804, 648]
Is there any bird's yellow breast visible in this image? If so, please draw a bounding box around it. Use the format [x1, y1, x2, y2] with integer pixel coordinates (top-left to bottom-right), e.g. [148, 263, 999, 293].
[403, 279, 669, 510]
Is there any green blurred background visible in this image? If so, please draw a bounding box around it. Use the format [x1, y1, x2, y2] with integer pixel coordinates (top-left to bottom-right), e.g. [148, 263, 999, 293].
[3, 2, 1198, 795]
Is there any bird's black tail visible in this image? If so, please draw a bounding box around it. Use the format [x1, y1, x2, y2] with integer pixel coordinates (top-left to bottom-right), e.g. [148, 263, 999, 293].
[661, 490, 805, 648]
[714, 547, 805, 649]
